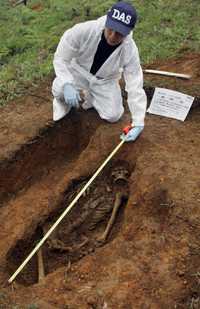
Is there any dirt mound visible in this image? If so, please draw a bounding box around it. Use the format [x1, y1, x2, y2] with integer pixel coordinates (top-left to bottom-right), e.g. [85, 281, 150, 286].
[0, 54, 199, 308]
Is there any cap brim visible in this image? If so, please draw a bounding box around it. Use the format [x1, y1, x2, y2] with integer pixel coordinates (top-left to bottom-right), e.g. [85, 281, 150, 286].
[105, 16, 131, 36]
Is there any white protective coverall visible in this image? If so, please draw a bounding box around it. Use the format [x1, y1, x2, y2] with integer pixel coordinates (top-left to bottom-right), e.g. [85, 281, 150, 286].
[52, 16, 147, 124]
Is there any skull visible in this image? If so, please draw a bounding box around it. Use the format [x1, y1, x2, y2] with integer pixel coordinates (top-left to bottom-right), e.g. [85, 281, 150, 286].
[111, 165, 130, 184]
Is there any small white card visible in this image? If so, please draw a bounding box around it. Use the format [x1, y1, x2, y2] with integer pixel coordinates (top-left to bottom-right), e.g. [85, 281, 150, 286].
[147, 87, 194, 121]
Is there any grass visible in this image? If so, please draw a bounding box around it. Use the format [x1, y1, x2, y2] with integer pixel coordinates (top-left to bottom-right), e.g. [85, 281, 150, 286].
[0, 0, 200, 105]
[26, 304, 39, 309]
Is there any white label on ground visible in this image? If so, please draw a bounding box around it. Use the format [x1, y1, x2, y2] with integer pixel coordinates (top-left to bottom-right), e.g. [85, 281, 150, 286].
[147, 87, 194, 121]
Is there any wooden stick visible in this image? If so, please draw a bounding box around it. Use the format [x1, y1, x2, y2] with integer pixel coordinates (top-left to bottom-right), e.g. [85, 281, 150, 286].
[143, 69, 191, 79]
[8, 139, 125, 283]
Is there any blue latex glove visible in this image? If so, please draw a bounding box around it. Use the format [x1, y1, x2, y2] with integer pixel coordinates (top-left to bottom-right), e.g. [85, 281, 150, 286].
[120, 126, 144, 142]
[63, 83, 80, 109]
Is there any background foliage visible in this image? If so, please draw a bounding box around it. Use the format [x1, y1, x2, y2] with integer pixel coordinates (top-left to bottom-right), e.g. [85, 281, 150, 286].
[0, 0, 200, 105]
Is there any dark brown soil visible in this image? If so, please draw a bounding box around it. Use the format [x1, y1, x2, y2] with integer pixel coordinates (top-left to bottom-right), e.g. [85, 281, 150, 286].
[0, 53, 199, 309]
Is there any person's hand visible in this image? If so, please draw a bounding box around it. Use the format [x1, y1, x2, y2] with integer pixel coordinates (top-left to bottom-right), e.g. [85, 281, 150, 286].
[63, 83, 80, 109]
[120, 125, 144, 142]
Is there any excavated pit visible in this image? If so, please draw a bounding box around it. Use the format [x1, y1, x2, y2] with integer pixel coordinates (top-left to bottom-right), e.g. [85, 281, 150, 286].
[0, 101, 136, 287]
[6, 160, 132, 286]
[0, 108, 107, 286]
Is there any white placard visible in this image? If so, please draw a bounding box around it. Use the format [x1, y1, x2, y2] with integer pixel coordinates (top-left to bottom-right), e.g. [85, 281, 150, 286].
[147, 87, 194, 121]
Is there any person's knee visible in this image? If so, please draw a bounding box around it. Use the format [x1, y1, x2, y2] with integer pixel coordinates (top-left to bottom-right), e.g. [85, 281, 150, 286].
[103, 108, 124, 123]
[52, 78, 64, 100]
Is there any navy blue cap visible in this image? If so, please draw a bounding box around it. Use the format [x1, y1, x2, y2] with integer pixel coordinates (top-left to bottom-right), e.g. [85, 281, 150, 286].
[105, 1, 137, 36]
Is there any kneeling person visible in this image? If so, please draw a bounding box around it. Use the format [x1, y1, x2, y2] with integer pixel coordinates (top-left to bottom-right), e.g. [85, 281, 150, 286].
[52, 1, 147, 142]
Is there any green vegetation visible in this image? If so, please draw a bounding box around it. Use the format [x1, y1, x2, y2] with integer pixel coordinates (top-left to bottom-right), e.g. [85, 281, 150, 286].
[0, 0, 199, 105]
[25, 304, 39, 309]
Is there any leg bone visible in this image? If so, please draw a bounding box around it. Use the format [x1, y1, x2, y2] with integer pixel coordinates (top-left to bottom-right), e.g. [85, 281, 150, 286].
[97, 192, 124, 244]
[37, 248, 45, 282]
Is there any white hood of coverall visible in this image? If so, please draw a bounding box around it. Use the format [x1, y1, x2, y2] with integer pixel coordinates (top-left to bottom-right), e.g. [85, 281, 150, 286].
[53, 16, 147, 125]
